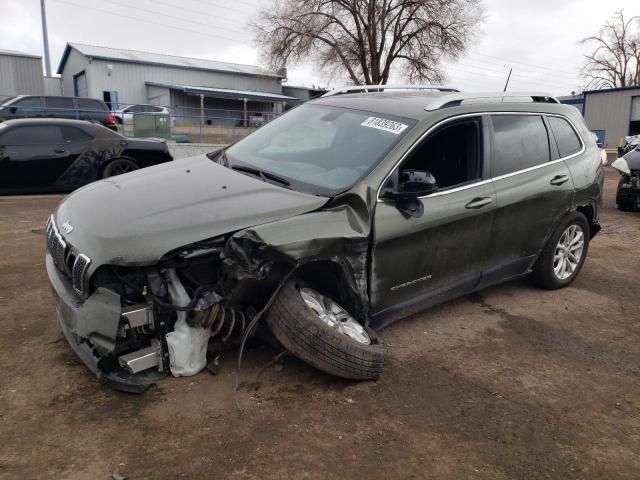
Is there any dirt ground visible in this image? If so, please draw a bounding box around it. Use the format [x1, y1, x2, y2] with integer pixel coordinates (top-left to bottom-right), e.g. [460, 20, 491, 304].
[0, 170, 639, 480]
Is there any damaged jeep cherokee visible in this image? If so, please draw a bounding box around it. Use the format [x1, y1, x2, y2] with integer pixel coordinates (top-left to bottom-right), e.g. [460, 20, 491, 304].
[46, 87, 604, 392]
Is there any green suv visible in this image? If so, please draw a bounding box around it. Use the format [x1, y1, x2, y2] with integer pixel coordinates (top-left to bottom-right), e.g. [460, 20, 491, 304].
[45, 87, 604, 392]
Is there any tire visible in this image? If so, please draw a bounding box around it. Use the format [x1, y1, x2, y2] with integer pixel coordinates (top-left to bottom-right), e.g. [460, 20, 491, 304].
[530, 211, 590, 290]
[616, 176, 634, 211]
[101, 158, 139, 178]
[266, 279, 388, 380]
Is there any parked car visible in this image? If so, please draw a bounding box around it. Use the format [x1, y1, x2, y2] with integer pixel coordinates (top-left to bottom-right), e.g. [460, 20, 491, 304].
[0, 95, 117, 131]
[611, 145, 640, 210]
[0, 119, 172, 194]
[45, 88, 603, 392]
[113, 104, 175, 127]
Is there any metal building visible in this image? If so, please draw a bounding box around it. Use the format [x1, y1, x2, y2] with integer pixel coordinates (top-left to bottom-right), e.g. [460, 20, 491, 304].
[583, 87, 640, 148]
[0, 50, 45, 98]
[56, 43, 303, 120]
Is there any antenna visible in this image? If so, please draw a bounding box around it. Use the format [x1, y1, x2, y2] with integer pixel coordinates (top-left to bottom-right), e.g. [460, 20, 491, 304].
[503, 68, 513, 92]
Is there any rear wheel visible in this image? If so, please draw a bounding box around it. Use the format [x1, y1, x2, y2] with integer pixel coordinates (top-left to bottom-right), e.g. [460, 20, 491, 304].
[266, 279, 387, 380]
[101, 158, 139, 178]
[531, 212, 589, 289]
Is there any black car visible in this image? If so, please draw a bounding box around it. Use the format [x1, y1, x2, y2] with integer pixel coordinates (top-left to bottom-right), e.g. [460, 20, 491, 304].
[0, 119, 173, 194]
[0, 95, 118, 131]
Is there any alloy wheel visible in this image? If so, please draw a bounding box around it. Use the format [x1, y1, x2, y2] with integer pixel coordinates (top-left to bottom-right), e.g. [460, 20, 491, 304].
[553, 224, 585, 280]
[299, 288, 371, 345]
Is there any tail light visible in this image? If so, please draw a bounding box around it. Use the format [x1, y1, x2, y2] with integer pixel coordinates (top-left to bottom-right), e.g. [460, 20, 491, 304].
[107, 113, 116, 124]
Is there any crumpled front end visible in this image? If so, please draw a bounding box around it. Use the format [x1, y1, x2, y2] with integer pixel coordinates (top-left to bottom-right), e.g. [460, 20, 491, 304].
[612, 154, 640, 210]
[45, 189, 375, 393]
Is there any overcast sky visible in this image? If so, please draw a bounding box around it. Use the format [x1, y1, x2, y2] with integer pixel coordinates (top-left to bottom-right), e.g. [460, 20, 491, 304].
[1, 0, 638, 95]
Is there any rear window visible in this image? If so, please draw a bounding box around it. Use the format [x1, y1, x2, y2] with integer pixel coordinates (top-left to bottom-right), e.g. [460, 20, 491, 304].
[548, 116, 582, 158]
[490, 115, 550, 177]
[76, 99, 106, 111]
[45, 97, 74, 109]
[61, 126, 93, 142]
[0, 126, 64, 145]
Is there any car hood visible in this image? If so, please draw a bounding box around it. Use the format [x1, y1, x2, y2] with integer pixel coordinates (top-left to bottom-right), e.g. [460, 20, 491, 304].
[54, 155, 328, 270]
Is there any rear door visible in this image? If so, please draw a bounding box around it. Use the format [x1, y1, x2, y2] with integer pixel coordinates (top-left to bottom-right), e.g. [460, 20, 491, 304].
[479, 113, 575, 287]
[0, 125, 74, 190]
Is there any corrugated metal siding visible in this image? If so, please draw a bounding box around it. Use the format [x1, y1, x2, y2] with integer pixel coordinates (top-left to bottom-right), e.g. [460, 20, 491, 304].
[60, 49, 91, 97]
[87, 59, 283, 106]
[43, 76, 63, 96]
[0, 54, 44, 96]
[584, 89, 640, 146]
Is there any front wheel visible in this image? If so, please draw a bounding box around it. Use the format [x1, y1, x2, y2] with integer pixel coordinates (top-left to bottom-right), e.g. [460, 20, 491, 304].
[266, 280, 387, 380]
[530, 212, 590, 289]
[616, 176, 635, 211]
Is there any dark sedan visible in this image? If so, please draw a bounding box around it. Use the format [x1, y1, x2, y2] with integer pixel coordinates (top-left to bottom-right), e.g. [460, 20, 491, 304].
[0, 119, 173, 194]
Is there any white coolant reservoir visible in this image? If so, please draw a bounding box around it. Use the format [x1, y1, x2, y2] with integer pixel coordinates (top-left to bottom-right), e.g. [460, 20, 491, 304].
[164, 269, 211, 377]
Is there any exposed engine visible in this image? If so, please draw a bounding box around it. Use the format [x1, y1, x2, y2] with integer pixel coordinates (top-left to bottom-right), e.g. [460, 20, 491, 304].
[102, 246, 254, 379]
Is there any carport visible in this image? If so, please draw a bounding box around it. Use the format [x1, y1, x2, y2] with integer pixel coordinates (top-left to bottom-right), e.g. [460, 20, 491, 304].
[145, 81, 303, 126]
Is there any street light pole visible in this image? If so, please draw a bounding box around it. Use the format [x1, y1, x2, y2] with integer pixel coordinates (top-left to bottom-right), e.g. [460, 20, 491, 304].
[40, 0, 52, 77]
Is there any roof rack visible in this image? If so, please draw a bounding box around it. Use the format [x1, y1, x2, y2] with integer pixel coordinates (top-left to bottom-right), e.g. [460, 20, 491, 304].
[425, 92, 560, 111]
[322, 85, 460, 97]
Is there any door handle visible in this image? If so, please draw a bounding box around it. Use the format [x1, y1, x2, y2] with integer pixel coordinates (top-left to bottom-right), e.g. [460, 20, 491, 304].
[465, 197, 492, 210]
[54, 147, 66, 154]
[550, 175, 569, 186]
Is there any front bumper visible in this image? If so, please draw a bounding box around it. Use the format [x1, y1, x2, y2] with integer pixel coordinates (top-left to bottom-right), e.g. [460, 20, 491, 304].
[46, 254, 163, 393]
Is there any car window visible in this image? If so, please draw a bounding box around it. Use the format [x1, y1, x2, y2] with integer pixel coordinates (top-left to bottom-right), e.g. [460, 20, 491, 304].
[61, 126, 93, 143]
[45, 97, 75, 109]
[14, 97, 42, 108]
[77, 99, 106, 112]
[548, 116, 582, 158]
[490, 115, 550, 177]
[400, 118, 482, 191]
[151, 106, 164, 113]
[0, 126, 64, 145]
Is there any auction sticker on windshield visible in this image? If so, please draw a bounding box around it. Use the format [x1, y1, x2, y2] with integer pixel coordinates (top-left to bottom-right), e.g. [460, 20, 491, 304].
[361, 117, 409, 135]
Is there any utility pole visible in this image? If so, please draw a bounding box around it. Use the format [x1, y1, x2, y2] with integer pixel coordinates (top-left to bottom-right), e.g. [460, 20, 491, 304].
[40, 0, 52, 77]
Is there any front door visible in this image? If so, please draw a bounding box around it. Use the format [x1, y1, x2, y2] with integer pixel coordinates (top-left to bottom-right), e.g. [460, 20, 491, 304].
[370, 116, 496, 328]
[0, 125, 74, 191]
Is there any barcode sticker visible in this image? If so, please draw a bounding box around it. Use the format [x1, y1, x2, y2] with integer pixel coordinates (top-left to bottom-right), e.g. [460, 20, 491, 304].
[361, 117, 408, 135]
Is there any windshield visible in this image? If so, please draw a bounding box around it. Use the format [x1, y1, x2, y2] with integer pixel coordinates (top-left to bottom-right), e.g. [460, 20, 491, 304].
[224, 104, 415, 196]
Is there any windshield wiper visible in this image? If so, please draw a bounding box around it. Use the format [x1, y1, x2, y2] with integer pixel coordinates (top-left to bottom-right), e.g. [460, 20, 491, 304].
[231, 165, 291, 187]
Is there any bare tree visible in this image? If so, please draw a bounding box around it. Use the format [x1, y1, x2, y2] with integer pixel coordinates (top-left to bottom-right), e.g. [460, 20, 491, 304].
[253, 0, 484, 85]
[581, 10, 640, 89]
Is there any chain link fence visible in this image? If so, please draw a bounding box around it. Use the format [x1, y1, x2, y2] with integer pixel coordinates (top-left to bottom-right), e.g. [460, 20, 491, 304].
[0, 94, 283, 144]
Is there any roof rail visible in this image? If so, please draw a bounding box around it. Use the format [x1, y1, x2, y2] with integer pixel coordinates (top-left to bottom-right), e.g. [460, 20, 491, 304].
[322, 85, 460, 97]
[425, 92, 560, 111]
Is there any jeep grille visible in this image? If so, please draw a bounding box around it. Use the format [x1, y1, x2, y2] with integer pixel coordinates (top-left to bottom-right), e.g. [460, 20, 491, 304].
[46, 215, 92, 297]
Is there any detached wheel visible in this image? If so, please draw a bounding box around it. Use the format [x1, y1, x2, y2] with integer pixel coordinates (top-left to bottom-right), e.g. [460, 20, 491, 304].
[102, 158, 139, 178]
[531, 212, 589, 289]
[266, 280, 387, 380]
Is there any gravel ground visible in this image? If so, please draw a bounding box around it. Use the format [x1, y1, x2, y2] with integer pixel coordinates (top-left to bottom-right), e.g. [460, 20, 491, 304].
[0, 169, 639, 480]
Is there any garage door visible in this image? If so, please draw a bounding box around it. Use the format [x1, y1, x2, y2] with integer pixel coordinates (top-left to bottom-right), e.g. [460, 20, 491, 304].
[632, 96, 640, 121]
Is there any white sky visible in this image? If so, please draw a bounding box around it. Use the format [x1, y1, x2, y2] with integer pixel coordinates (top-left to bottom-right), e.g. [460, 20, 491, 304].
[0, 0, 638, 95]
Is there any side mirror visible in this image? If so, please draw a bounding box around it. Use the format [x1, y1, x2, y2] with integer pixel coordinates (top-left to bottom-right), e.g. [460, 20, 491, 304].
[383, 170, 438, 219]
[9, 107, 17, 114]
[385, 170, 438, 199]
